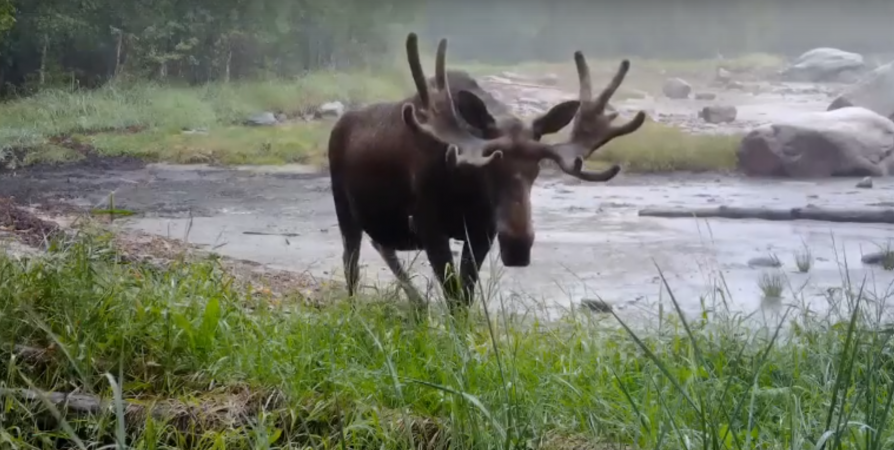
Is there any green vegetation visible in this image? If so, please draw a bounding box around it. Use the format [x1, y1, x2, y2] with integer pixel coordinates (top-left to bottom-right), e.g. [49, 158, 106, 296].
[542, 118, 741, 174]
[794, 245, 814, 273]
[0, 0, 415, 167]
[0, 73, 409, 167]
[594, 121, 741, 173]
[0, 0, 758, 174]
[3, 232, 894, 449]
[0, 71, 743, 172]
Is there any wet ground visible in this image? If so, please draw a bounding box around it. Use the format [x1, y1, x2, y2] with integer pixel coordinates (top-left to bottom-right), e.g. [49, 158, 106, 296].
[1, 74, 892, 322]
[3, 161, 893, 322]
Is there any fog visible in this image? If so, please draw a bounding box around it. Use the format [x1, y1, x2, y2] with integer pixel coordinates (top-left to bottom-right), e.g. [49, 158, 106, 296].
[418, 1, 894, 64]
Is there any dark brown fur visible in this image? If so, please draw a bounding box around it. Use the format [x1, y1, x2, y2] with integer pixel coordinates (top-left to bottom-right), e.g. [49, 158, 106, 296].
[327, 33, 646, 314]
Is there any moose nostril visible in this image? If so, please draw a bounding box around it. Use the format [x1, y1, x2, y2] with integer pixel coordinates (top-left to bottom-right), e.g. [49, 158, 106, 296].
[498, 234, 533, 268]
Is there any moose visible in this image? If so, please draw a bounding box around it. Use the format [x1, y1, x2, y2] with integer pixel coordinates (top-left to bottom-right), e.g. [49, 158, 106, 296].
[327, 32, 646, 314]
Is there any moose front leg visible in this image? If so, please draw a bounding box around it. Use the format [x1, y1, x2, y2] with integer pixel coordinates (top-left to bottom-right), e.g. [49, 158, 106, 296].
[458, 236, 493, 309]
[421, 238, 468, 315]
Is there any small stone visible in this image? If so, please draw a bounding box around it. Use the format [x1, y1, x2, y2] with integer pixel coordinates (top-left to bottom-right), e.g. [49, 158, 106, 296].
[856, 177, 873, 188]
[716, 67, 732, 83]
[748, 256, 781, 268]
[862, 251, 892, 265]
[581, 299, 613, 313]
[535, 73, 560, 86]
[694, 92, 717, 100]
[499, 71, 525, 81]
[316, 101, 345, 119]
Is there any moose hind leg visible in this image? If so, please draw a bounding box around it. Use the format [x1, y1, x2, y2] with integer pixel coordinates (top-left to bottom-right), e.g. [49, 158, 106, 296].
[372, 241, 427, 309]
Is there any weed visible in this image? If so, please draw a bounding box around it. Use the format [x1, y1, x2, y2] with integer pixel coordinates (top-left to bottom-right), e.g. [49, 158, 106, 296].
[794, 245, 813, 273]
[883, 249, 894, 271]
[2, 230, 894, 449]
[542, 118, 740, 173]
[758, 270, 786, 299]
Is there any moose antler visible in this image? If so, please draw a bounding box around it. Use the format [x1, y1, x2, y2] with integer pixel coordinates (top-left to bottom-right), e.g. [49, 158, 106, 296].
[538, 53, 647, 182]
[401, 33, 505, 167]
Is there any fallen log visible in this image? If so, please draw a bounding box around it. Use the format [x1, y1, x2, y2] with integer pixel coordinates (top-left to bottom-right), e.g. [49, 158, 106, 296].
[0, 386, 282, 432]
[638, 205, 894, 224]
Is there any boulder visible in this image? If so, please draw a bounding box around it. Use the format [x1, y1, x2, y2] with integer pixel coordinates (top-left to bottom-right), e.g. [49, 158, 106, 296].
[662, 78, 691, 99]
[699, 105, 737, 124]
[737, 107, 894, 178]
[828, 61, 894, 121]
[245, 112, 279, 127]
[780, 48, 865, 83]
[715, 67, 732, 84]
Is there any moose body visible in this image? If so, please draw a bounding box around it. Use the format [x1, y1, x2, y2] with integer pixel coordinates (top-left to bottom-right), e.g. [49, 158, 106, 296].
[328, 79, 524, 309]
[327, 33, 646, 313]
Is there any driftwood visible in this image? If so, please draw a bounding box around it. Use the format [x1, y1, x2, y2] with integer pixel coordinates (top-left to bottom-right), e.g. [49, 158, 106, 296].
[0, 385, 283, 433]
[2, 388, 112, 415]
[638, 205, 894, 225]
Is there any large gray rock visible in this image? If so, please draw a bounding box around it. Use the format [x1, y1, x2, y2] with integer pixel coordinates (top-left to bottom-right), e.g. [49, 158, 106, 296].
[245, 112, 279, 126]
[828, 61, 894, 120]
[737, 107, 894, 178]
[662, 78, 691, 99]
[781, 48, 865, 83]
[699, 105, 737, 124]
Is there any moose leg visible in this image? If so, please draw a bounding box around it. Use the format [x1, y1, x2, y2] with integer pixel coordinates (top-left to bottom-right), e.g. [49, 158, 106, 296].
[371, 241, 427, 309]
[458, 236, 493, 308]
[422, 238, 466, 314]
[332, 187, 363, 297]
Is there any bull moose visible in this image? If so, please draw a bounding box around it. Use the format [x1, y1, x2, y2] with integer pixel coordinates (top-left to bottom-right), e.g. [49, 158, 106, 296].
[327, 32, 646, 314]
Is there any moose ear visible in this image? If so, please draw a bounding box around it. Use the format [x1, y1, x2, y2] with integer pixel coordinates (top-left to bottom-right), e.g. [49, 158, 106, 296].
[455, 90, 497, 132]
[531, 100, 580, 139]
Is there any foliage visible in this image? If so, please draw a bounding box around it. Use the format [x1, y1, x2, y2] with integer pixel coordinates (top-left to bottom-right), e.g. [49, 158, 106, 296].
[0, 0, 416, 95]
[0, 72, 410, 167]
[2, 232, 894, 449]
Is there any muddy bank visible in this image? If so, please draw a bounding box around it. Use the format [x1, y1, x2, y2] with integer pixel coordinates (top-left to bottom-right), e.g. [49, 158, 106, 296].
[2, 161, 893, 323]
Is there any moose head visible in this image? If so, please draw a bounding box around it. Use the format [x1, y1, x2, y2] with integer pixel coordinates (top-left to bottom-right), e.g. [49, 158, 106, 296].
[401, 34, 647, 267]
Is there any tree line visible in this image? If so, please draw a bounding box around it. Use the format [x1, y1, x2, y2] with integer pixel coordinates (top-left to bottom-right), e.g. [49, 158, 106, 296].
[1, 0, 891, 97]
[0, 0, 414, 96]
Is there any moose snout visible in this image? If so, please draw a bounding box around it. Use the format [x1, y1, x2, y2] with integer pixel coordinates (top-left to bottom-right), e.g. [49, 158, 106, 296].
[497, 232, 534, 267]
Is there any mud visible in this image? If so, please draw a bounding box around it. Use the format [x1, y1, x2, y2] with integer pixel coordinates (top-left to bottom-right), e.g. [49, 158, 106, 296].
[0, 197, 63, 246]
[3, 160, 893, 322]
[1, 73, 891, 323]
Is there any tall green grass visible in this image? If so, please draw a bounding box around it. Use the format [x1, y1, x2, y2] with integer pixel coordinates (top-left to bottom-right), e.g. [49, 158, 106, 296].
[1, 231, 893, 449]
[0, 70, 410, 167]
[0, 71, 408, 141]
[0, 54, 750, 171]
